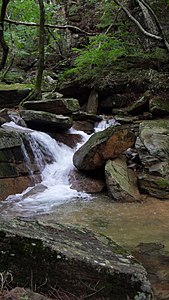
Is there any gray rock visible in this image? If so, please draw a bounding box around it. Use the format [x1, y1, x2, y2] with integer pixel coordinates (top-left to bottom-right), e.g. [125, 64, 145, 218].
[22, 98, 80, 115]
[0, 85, 31, 108]
[86, 90, 98, 114]
[73, 125, 135, 172]
[127, 91, 151, 115]
[138, 173, 169, 199]
[139, 119, 169, 160]
[20, 109, 73, 132]
[0, 217, 152, 300]
[105, 158, 141, 202]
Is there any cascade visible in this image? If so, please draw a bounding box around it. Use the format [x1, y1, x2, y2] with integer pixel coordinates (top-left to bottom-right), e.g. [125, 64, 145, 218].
[1, 119, 116, 215]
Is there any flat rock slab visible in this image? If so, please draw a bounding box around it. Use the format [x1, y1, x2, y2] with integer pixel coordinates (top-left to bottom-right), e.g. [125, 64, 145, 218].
[0, 218, 152, 299]
[22, 98, 80, 115]
[20, 109, 73, 131]
[0, 84, 32, 108]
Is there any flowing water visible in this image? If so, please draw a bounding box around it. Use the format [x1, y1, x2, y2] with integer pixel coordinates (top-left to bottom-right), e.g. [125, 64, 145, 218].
[1, 121, 169, 251]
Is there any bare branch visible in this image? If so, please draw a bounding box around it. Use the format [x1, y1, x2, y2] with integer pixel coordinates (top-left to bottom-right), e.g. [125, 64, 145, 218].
[113, 0, 162, 41]
[137, 0, 169, 51]
[4, 18, 95, 36]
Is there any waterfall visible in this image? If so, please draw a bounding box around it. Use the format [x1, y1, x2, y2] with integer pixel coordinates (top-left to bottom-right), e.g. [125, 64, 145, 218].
[1, 118, 116, 215]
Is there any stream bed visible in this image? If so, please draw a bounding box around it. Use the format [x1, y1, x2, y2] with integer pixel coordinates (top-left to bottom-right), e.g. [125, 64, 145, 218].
[36, 194, 169, 252]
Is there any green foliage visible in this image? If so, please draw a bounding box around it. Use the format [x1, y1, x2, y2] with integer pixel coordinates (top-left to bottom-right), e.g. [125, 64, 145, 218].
[61, 34, 126, 82]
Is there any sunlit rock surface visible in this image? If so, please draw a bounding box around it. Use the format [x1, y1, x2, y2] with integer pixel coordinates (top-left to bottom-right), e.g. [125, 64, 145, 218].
[0, 218, 152, 300]
[22, 97, 80, 115]
[73, 125, 135, 172]
[105, 158, 141, 202]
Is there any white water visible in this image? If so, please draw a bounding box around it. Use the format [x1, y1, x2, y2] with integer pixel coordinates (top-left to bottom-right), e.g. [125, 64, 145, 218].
[1, 122, 91, 215]
[1, 119, 116, 215]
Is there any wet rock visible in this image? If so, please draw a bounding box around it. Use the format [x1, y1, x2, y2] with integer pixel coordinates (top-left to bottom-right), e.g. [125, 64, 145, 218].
[73, 120, 94, 134]
[69, 169, 105, 193]
[50, 132, 82, 148]
[0, 127, 51, 200]
[72, 110, 102, 122]
[20, 109, 73, 132]
[0, 217, 152, 300]
[0, 176, 38, 201]
[105, 157, 141, 202]
[73, 125, 135, 172]
[22, 98, 80, 115]
[149, 96, 169, 117]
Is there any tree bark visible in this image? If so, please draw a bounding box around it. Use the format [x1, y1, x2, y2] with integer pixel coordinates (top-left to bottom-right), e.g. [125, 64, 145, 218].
[0, 0, 10, 71]
[35, 0, 45, 96]
[22, 0, 45, 102]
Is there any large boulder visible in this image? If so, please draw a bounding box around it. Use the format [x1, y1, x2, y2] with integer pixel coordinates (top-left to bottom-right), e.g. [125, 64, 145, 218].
[20, 109, 73, 132]
[136, 119, 169, 198]
[0, 127, 53, 200]
[0, 84, 31, 108]
[105, 157, 141, 202]
[0, 217, 152, 300]
[139, 119, 169, 160]
[22, 98, 80, 115]
[73, 125, 135, 172]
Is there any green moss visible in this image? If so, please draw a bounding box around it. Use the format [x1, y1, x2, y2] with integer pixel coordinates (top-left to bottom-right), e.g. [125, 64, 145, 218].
[155, 177, 169, 189]
[0, 83, 33, 90]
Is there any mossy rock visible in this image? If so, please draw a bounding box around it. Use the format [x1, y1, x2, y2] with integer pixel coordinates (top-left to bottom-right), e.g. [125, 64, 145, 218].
[0, 217, 152, 299]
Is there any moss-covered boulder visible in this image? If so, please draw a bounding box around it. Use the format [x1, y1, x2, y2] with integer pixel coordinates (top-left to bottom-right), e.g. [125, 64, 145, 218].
[20, 109, 73, 132]
[105, 158, 141, 202]
[138, 174, 169, 199]
[0, 217, 152, 300]
[73, 125, 135, 172]
[22, 97, 80, 115]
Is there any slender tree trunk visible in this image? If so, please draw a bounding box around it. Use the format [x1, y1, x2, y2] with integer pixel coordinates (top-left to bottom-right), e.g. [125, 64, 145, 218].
[0, 0, 10, 71]
[21, 0, 45, 102]
[35, 0, 45, 96]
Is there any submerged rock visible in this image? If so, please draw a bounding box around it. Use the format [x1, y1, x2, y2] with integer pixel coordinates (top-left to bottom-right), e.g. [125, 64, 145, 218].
[22, 97, 80, 115]
[73, 125, 135, 172]
[20, 109, 73, 132]
[0, 217, 152, 300]
[105, 157, 141, 202]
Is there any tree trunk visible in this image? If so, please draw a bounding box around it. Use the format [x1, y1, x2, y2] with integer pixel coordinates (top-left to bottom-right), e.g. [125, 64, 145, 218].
[0, 0, 10, 71]
[21, 0, 45, 102]
[35, 0, 45, 96]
